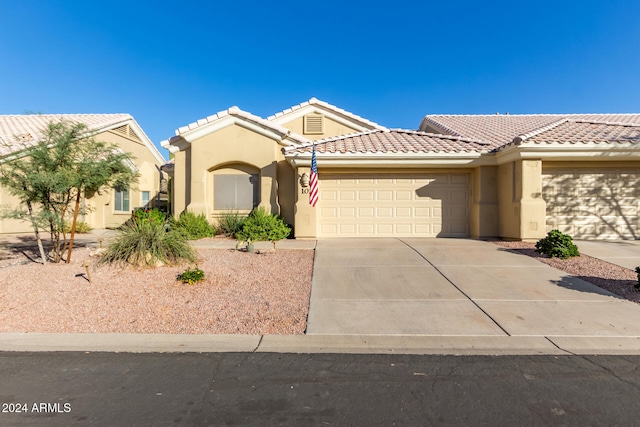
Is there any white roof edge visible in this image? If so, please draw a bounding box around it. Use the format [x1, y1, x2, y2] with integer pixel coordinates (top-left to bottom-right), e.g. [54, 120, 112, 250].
[267, 98, 388, 131]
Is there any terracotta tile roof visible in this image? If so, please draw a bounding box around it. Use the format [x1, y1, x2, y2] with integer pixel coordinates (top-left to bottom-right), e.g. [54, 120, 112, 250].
[513, 119, 640, 145]
[283, 129, 490, 155]
[169, 106, 309, 145]
[421, 114, 640, 149]
[267, 97, 388, 131]
[0, 113, 134, 157]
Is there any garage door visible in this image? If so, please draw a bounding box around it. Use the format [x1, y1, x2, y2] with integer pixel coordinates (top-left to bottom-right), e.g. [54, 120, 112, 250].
[319, 173, 470, 237]
[542, 168, 640, 239]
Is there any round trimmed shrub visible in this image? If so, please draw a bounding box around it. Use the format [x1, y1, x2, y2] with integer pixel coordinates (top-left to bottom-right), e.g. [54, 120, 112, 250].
[535, 230, 580, 259]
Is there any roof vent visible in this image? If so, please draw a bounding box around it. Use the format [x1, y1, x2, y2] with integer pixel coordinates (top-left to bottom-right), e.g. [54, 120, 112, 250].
[303, 113, 324, 135]
[113, 124, 128, 135]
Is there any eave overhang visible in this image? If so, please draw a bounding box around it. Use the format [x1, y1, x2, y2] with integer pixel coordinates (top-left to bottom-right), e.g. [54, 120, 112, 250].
[495, 142, 640, 164]
[284, 151, 490, 169]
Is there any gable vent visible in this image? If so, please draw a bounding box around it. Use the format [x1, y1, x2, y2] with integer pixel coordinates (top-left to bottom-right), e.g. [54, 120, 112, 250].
[127, 125, 141, 142]
[113, 124, 128, 135]
[112, 124, 141, 142]
[303, 113, 324, 135]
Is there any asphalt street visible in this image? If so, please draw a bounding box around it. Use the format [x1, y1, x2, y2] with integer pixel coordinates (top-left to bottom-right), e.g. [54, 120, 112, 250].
[1, 352, 640, 426]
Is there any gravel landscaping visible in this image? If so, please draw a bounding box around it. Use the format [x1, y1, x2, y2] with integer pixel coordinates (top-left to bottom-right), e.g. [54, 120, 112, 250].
[493, 240, 640, 303]
[2, 233, 639, 336]
[0, 243, 314, 335]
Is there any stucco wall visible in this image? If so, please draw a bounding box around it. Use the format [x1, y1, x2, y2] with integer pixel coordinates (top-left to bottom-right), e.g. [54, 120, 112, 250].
[497, 160, 546, 240]
[180, 124, 289, 225]
[470, 166, 499, 238]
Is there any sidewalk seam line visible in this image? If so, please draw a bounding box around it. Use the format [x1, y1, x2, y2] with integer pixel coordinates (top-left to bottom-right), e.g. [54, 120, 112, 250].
[398, 238, 512, 337]
[252, 335, 264, 352]
[544, 336, 577, 356]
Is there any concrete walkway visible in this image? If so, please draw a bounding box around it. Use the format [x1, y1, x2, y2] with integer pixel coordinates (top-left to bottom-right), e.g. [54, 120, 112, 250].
[576, 240, 640, 270]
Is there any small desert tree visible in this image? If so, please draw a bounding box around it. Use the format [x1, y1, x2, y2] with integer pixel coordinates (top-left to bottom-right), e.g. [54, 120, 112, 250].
[0, 120, 139, 263]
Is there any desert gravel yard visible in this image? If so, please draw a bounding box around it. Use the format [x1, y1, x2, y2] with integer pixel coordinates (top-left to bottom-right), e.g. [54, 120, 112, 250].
[0, 247, 314, 335]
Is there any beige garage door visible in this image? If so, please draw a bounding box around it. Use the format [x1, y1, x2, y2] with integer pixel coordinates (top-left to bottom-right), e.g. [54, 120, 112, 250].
[319, 173, 470, 237]
[542, 168, 640, 239]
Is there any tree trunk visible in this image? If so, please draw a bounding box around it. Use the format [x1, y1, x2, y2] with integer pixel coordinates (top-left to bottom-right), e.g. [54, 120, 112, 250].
[66, 190, 82, 263]
[26, 200, 47, 264]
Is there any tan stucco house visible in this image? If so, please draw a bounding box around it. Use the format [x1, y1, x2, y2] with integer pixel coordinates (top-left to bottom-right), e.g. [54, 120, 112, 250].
[0, 114, 166, 233]
[163, 99, 640, 240]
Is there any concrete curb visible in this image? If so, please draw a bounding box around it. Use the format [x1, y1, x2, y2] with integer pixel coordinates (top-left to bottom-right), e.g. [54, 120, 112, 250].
[2, 333, 640, 355]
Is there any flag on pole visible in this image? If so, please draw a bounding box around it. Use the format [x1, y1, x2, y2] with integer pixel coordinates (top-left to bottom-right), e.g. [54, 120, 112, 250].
[309, 144, 318, 207]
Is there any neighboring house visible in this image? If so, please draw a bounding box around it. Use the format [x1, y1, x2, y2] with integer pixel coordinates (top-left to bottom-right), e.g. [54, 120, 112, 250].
[163, 99, 640, 240]
[0, 114, 166, 233]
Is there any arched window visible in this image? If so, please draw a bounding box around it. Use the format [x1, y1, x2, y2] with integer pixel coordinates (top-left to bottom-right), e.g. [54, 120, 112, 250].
[213, 165, 259, 211]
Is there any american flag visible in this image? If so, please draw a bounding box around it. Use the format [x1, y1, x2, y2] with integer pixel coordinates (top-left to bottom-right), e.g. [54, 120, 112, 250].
[309, 144, 318, 207]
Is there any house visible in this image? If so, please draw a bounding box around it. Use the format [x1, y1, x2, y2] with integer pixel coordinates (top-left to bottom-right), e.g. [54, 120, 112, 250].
[163, 99, 640, 240]
[0, 114, 166, 233]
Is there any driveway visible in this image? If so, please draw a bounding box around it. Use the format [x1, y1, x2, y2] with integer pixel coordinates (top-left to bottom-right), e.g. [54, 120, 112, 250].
[577, 240, 640, 270]
[307, 238, 640, 338]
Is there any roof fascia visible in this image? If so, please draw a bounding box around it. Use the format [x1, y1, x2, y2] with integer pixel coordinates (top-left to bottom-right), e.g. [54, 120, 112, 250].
[165, 114, 308, 152]
[284, 151, 490, 169]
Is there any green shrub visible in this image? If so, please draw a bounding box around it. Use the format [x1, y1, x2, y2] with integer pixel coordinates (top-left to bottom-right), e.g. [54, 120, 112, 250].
[63, 221, 93, 234]
[236, 207, 291, 247]
[177, 266, 205, 285]
[134, 208, 166, 226]
[216, 210, 246, 237]
[98, 220, 197, 267]
[174, 211, 216, 240]
[535, 230, 580, 259]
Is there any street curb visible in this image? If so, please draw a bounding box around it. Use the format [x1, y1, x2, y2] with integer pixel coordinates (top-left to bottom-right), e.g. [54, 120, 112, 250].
[2, 333, 640, 355]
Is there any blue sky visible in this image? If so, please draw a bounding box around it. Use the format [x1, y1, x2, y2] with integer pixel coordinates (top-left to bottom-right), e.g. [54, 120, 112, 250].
[1, 1, 639, 159]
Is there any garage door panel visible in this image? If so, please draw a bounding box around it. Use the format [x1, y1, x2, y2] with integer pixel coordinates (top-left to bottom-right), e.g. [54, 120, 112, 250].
[396, 207, 411, 217]
[377, 224, 393, 234]
[358, 207, 375, 217]
[543, 168, 640, 239]
[395, 190, 412, 201]
[359, 191, 374, 201]
[377, 191, 393, 201]
[319, 173, 469, 238]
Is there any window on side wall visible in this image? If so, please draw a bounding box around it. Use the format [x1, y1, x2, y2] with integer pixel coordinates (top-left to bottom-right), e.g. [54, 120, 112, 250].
[115, 187, 130, 212]
[142, 191, 150, 208]
[214, 173, 259, 210]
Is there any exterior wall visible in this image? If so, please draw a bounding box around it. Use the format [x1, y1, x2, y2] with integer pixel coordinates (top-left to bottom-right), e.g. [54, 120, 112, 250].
[181, 124, 291, 225]
[470, 166, 499, 238]
[292, 164, 318, 238]
[0, 128, 164, 233]
[497, 160, 546, 240]
[0, 191, 34, 233]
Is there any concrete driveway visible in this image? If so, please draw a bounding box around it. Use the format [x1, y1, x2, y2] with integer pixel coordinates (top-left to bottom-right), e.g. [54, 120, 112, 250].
[307, 238, 640, 339]
[577, 240, 640, 270]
